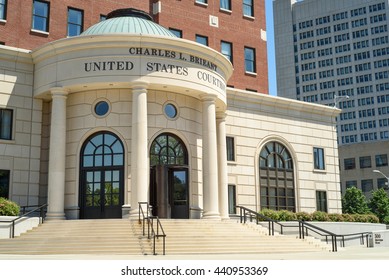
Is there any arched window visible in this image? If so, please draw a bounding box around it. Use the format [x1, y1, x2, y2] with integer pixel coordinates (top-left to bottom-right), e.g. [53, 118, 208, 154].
[82, 132, 124, 168]
[80, 131, 124, 219]
[150, 133, 188, 166]
[259, 141, 295, 211]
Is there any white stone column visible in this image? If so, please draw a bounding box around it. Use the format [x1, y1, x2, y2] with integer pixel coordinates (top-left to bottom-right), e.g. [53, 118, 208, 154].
[130, 82, 149, 218]
[201, 95, 220, 220]
[46, 87, 68, 220]
[217, 112, 229, 220]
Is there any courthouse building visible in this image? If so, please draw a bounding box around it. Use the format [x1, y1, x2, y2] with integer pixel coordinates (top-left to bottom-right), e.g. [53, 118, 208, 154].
[0, 3, 342, 220]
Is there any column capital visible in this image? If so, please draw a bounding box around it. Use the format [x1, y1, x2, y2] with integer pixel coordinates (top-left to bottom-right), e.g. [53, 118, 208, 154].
[216, 112, 227, 120]
[50, 87, 69, 97]
[130, 80, 149, 90]
[200, 93, 218, 102]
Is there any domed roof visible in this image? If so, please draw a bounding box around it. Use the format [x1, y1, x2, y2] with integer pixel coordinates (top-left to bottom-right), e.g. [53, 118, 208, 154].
[80, 8, 177, 38]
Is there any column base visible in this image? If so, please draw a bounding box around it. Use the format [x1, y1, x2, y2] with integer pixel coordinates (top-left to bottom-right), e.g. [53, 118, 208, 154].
[128, 209, 140, 220]
[202, 211, 221, 220]
[45, 212, 66, 220]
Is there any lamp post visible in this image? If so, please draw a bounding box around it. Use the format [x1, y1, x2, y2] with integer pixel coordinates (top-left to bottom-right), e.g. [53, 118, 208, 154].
[373, 170, 389, 190]
[333, 94, 350, 108]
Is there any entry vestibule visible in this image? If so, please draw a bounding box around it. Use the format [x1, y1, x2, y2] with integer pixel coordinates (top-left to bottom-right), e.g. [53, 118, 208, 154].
[31, 9, 233, 220]
[149, 133, 189, 219]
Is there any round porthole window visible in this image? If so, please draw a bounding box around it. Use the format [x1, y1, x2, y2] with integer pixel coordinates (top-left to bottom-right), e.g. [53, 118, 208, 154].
[94, 101, 109, 117]
[164, 103, 177, 119]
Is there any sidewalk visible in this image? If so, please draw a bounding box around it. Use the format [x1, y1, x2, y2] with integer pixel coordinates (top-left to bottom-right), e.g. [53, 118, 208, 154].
[0, 245, 388, 260]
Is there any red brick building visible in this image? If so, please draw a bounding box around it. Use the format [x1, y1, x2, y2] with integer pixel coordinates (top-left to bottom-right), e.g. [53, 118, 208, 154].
[0, 0, 268, 93]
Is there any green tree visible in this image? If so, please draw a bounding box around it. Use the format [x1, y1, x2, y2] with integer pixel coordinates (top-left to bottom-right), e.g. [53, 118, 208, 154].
[368, 189, 389, 224]
[342, 186, 370, 214]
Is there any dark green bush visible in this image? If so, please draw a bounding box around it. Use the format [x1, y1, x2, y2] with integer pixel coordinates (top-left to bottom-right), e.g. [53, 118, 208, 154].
[0, 198, 20, 216]
[368, 189, 389, 223]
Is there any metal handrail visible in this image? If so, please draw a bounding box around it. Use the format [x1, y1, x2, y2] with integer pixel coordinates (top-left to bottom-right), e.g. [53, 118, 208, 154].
[149, 216, 166, 255]
[298, 220, 338, 252]
[238, 206, 294, 236]
[0, 204, 47, 238]
[237, 205, 369, 252]
[138, 202, 166, 255]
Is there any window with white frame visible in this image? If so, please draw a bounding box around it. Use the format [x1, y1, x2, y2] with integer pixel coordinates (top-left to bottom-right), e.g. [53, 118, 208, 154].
[244, 47, 256, 73]
[196, 0, 208, 5]
[220, 0, 231, 11]
[195, 34, 208, 46]
[67, 8, 83, 37]
[0, 0, 7, 20]
[221, 41, 233, 63]
[32, 0, 50, 32]
[243, 0, 254, 17]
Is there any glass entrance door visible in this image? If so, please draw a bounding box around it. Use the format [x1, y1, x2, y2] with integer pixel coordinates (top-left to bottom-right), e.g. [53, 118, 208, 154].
[169, 169, 189, 219]
[149, 133, 189, 219]
[80, 132, 124, 219]
[81, 169, 123, 219]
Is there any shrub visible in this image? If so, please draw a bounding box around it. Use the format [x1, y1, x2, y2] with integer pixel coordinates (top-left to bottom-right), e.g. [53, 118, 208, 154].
[259, 209, 280, 221]
[296, 212, 312, 221]
[312, 211, 329, 221]
[278, 210, 297, 221]
[341, 213, 355, 222]
[353, 214, 369, 223]
[0, 198, 20, 216]
[328, 213, 344, 222]
[365, 214, 380, 224]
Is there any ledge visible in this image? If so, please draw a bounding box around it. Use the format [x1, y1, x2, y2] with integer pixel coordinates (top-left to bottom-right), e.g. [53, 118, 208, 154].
[30, 29, 49, 37]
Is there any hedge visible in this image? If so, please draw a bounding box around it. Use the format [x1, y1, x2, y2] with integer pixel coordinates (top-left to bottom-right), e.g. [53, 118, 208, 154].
[258, 209, 379, 223]
[0, 198, 20, 216]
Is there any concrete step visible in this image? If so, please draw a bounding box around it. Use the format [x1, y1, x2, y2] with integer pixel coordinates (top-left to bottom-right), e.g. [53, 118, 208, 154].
[0, 218, 331, 255]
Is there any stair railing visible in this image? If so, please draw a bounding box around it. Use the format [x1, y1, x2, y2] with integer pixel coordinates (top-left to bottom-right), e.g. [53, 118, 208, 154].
[0, 204, 47, 238]
[237, 206, 343, 251]
[138, 202, 166, 255]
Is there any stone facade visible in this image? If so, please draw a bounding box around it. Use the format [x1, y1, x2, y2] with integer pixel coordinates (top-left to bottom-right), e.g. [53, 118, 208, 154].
[0, 10, 342, 220]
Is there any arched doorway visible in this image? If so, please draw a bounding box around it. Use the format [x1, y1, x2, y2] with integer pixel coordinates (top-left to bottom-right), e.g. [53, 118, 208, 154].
[259, 141, 296, 211]
[150, 133, 189, 219]
[79, 131, 124, 219]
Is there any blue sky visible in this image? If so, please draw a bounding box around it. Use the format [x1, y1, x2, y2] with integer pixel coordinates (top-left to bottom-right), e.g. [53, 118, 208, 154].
[265, 0, 277, 96]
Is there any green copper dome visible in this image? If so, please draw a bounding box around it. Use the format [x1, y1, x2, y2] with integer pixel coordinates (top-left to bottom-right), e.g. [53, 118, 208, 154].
[81, 8, 177, 37]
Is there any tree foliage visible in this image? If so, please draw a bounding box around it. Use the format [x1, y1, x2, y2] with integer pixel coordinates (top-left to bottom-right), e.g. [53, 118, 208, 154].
[368, 189, 389, 223]
[342, 187, 370, 214]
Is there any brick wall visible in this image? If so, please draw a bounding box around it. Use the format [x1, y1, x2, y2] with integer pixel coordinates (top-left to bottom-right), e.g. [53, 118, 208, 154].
[154, 0, 268, 94]
[0, 0, 151, 50]
[0, 0, 268, 93]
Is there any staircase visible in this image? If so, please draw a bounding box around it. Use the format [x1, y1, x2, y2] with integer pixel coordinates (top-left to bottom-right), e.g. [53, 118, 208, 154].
[0, 219, 330, 255]
[153, 219, 331, 254]
[0, 219, 150, 255]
